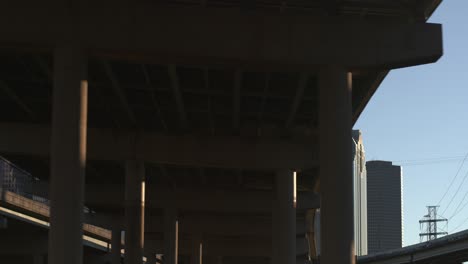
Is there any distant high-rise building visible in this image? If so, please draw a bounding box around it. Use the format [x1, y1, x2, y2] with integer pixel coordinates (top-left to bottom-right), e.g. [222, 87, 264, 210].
[352, 130, 368, 256]
[366, 160, 403, 254]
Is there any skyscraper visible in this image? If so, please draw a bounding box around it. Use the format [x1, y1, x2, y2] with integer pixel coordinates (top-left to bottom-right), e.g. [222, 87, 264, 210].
[366, 160, 403, 254]
[352, 130, 368, 256]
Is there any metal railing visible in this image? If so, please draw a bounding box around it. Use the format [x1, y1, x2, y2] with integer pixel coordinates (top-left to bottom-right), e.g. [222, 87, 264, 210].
[0, 188, 111, 241]
[0, 156, 111, 242]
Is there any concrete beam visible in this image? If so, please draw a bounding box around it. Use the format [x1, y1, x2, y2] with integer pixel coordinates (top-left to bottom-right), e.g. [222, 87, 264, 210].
[144, 235, 307, 258]
[233, 70, 242, 130]
[0, 2, 442, 70]
[85, 213, 310, 238]
[32, 182, 319, 212]
[86, 188, 271, 212]
[0, 80, 35, 119]
[145, 237, 271, 257]
[0, 123, 317, 169]
[100, 59, 137, 125]
[168, 65, 188, 130]
[285, 74, 308, 128]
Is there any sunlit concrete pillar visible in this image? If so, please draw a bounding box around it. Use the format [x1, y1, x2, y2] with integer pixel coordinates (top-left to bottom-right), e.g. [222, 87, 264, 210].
[125, 161, 145, 264]
[112, 229, 122, 264]
[48, 45, 87, 264]
[190, 234, 202, 264]
[271, 170, 296, 264]
[319, 66, 354, 264]
[164, 207, 179, 264]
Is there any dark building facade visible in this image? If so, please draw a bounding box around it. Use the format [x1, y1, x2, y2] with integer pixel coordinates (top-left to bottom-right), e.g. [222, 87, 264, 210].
[367, 160, 403, 254]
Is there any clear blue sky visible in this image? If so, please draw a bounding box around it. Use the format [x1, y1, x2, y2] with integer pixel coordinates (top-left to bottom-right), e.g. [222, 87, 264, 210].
[354, 1, 468, 246]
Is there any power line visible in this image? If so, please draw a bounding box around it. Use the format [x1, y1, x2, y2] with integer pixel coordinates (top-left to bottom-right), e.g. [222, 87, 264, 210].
[368, 155, 465, 167]
[393, 156, 465, 167]
[449, 183, 468, 219]
[393, 155, 465, 163]
[439, 153, 468, 215]
[449, 196, 468, 220]
[450, 214, 468, 233]
[442, 170, 468, 216]
[397, 158, 462, 166]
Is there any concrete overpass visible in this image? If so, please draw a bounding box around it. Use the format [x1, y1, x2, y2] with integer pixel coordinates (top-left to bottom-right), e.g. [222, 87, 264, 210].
[359, 230, 468, 264]
[0, 0, 443, 264]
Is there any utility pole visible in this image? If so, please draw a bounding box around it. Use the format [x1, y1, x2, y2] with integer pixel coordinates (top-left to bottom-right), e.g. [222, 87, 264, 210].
[419, 206, 448, 242]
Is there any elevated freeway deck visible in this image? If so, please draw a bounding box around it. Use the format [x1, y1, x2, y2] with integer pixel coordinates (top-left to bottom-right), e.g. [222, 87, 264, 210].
[359, 230, 468, 264]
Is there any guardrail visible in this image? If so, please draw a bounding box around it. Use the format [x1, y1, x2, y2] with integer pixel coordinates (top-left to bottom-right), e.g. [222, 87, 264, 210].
[0, 188, 111, 241]
[1, 189, 50, 217]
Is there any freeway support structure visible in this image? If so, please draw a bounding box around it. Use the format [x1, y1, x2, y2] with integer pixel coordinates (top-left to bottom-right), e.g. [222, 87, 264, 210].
[124, 161, 146, 264]
[319, 66, 355, 264]
[48, 45, 88, 264]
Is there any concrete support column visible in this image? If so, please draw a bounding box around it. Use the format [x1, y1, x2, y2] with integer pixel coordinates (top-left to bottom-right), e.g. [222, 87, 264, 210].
[112, 229, 122, 264]
[190, 234, 202, 264]
[164, 207, 179, 264]
[318, 66, 354, 264]
[125, 161, 145, 264]
[271, 170, 296, 264]
[304, 209, 316, 261]
[48, 46, 87, 264]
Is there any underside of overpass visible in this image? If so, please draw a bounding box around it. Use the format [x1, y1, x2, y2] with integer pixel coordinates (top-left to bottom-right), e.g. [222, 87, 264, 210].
[0, 0, 443, 264]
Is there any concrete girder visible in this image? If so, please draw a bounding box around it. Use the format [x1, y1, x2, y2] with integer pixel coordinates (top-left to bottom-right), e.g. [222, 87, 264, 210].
[144, 235, 308, 258]
[168, 65, 188, 130]
[84, 213, 309, 237]
[145, 237, 271, 257]
[100, 59, 137, 125]
[285, 74, 308, 128]
[0, 3, 442, 70]
[0, 123, 318, 169]
[0, 80, 35, 120]
[31, 182, 320, 213]
[233, 70, 242, 130]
